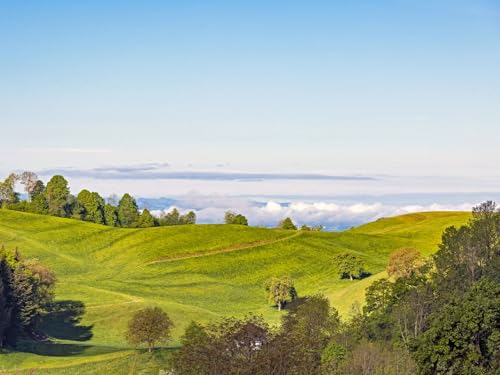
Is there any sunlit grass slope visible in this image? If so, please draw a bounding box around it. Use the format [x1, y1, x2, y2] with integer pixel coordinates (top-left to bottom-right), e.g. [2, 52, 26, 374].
[0, 209, 470, 372]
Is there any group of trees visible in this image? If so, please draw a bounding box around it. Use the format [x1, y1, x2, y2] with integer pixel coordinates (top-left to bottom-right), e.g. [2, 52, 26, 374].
[0, 247, 56, 348]
[223, 211, 323, 231]
[224, 210, 249, 226]
[0, 172, 196, 228]
[172, 295, 343, 375]
[348, 201, 500, 374]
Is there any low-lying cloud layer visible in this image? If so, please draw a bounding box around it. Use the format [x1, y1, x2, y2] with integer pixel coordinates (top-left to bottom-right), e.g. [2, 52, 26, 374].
[147, 194, 477, 230]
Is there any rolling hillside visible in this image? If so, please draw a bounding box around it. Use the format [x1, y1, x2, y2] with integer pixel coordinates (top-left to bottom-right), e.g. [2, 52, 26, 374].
[0, 209, 470, 373]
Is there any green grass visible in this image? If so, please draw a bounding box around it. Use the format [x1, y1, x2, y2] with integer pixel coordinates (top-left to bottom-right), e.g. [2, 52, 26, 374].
[0, 209, 470, 373]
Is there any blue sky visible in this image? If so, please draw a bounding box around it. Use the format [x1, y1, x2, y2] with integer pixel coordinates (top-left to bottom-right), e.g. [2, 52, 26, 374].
[0, 0, 499, 204]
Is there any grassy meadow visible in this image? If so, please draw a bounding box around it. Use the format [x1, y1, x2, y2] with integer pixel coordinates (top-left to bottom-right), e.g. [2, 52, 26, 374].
[0, 209, 470, 373]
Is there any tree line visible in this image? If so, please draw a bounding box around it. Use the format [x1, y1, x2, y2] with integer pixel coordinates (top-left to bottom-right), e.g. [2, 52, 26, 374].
[1, 172, 324, 230]
[0, 172, 196, 228]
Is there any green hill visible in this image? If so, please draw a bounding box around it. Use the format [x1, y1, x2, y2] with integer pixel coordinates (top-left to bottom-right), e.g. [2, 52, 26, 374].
[0, 209, 470, 373]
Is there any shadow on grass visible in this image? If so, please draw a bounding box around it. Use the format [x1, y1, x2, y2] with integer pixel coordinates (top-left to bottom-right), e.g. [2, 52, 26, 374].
[359, 271, 372, 279]
[14, 341, 118, 357]
[41, 300, 94, 342]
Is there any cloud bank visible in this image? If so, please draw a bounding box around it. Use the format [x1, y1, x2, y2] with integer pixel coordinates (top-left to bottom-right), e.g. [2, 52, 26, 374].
[147, 194, 477, 231]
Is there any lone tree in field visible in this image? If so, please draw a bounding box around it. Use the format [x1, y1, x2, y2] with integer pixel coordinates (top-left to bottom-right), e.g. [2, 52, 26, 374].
[126, 307, 173, 352]
[264, 276, 297, 311]
[386, 247, 421, 279]
[279, 217, 297, 230]
[333, 253, 364, 281]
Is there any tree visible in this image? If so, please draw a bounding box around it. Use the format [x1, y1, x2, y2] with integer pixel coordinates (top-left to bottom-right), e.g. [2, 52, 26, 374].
[117, 193, 139, 227]
[126, 307, 173, 352]
[30, 180, 46, 200]
[19, 171, 38, 202]
[386, 247, 421, 279]
[0, 173, 19, 207]
[44, 175, 71, 217]
[264, 276, 297, 311]
[225, 210, 248, 225]
[138, 209, 156, 228]
[333, 253, 364, 281]
[29, 193, 48, 215]
[224, 210, 248, 225]
[224, 210, 236, 224]
[104, 204, 119, 227]
[279, 217, 297, 230]
[76, 190, 105, 224]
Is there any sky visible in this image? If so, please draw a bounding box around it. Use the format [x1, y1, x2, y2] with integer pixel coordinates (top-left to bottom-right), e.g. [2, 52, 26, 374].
[0, 0, 499, 227]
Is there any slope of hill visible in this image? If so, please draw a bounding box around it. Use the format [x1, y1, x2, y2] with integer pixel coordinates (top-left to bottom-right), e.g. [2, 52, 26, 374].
[0, 209, 470, 372]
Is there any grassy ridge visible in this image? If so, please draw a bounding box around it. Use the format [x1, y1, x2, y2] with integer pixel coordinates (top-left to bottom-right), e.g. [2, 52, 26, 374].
[0, 209, 470, 372]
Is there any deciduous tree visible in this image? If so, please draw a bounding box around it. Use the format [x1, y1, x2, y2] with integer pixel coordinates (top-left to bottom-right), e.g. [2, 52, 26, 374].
[44, 175, 71, 217]
[126, 307, 173, 352]
[264, 276, 297, 311]
[117, 193, 139, 227]
[333, 253, 364, 281]
[386, 247, 421, 279]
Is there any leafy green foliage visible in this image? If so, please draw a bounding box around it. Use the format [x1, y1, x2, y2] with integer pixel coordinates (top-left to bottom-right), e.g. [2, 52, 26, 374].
[138, 209, 157, 228]
[0, 247, 56, 347]
[45, 175, 71, 217]
[104, 203, 119, 227]
[353, 201, 500, 375]
[414, 279, 500, 374]
[333, 253, 364, 280]
[224, 210, 249, 225]
[386, 247, 421, 279]
[126, 307, 173, 352]
[173, 296, 340, 375]
[117, 193, 139, 227]
[75, 190, 106, 224]
[158, 208, 196, 226]
[0, 173, 19, 207]
[279, 217, 297, 230]
[264, 276, 296, 310]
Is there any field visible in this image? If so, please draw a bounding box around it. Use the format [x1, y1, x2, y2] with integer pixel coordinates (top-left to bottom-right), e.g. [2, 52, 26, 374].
[0, 209, 470, 373]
